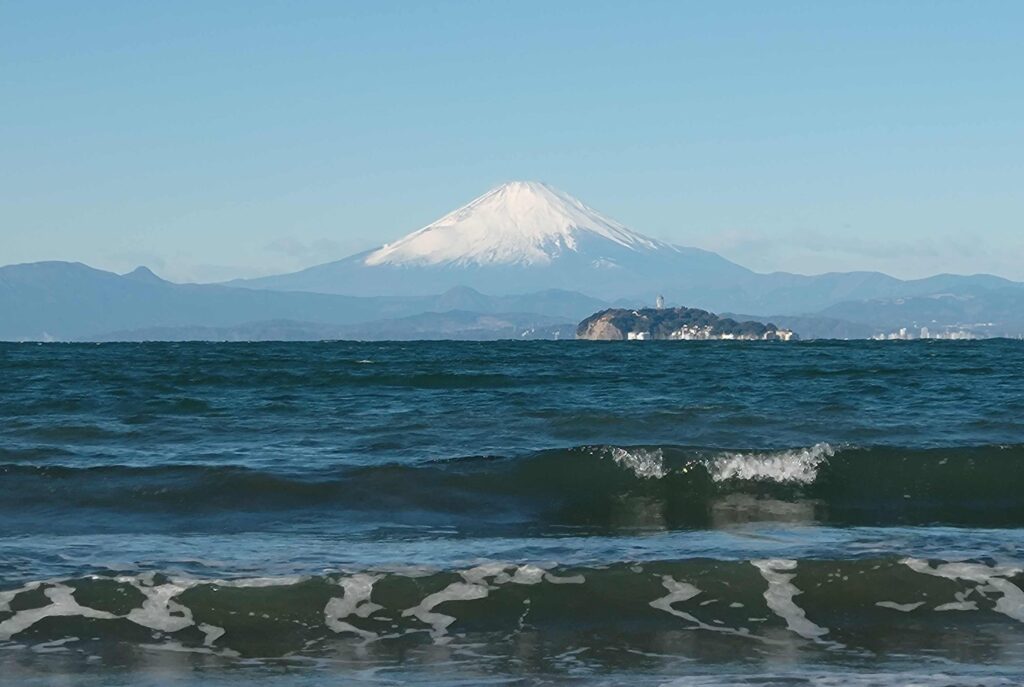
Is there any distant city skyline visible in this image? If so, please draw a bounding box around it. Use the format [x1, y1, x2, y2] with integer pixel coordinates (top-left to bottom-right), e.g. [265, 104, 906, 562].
[2, 1, 1022, 283]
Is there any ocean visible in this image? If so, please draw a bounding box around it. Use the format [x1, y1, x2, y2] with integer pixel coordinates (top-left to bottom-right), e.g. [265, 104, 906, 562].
[2, 340, 1023, 686]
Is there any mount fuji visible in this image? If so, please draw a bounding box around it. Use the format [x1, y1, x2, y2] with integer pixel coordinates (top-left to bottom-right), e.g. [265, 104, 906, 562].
[233, 181, 753, 305]
[364, 181, 681, 268]
[232, 181, 1024, 317]
[4, 182, 1024, 340]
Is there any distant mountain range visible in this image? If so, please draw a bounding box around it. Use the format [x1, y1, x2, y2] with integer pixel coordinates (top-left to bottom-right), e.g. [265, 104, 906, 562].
[88, 312, 575, 343]
[232, 181, 752, 306]
[231, 181, 1023, 317]
[3, 181, 1023, 340]
[0, 261, 601, 341]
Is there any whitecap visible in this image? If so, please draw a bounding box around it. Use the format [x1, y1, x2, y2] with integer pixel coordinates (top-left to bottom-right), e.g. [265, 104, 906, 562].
[711, 443, 835, 484]
[608, 447, 667, 479]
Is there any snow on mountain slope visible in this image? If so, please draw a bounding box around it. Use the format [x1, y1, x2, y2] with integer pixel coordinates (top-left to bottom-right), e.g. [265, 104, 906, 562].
[364, 181, 671, 267]
[230, 181, 755, 302]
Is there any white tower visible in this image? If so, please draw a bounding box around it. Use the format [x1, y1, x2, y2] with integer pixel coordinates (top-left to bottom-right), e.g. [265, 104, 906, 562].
[656, 295, 665, 309]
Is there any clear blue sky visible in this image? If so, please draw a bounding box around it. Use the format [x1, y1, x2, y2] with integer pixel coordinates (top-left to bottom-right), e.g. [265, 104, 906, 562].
[2, 1, 1022, 282]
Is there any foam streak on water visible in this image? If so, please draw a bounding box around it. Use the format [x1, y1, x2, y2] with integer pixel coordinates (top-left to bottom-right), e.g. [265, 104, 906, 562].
[902, 558, 1024, 623]
[324, 574, 382, 639]
[752, 559, 831, 641]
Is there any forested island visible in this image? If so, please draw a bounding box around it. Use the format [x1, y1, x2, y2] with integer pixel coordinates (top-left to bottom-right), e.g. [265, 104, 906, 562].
[576, 307, 797, 341]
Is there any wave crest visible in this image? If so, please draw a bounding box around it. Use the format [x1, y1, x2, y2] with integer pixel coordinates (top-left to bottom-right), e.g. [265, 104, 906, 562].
[607, 447, 667, 479]
[7, 443, 1024, 529]
[709, 443, 836, 484]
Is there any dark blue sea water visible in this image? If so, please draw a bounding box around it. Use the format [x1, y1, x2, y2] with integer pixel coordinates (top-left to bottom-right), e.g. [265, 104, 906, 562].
[2, 340, 1024, 686]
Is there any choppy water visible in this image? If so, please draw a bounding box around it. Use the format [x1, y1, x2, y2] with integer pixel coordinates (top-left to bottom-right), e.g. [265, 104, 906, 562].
[2, 340, 1024, 686]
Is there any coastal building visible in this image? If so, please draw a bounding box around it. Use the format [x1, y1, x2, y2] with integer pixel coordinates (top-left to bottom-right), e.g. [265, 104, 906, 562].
[873, 325, 982, 340]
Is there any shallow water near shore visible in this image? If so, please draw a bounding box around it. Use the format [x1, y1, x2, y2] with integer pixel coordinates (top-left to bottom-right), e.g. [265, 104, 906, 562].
[2, 340, 1024, 685]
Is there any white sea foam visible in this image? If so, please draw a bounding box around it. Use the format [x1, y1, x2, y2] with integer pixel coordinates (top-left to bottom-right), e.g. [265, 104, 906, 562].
[398, 562, 586, 643]
[324, 574, 383, 639]
[1, 573, 311, 644]
[875, 601, 925, 612]
[660, 673, 1020, 687]
[0, 567, 592, 647]
[649, 575, 702, 613]
[711, 444, 835, 484]
[208, 575, 307, 588]
[0, 581, 41, 613]
[461, 563, 512, 585]
[752, 559, 830, 641]
[136, 640, 226, 657]
[509, 565, 546, 585]
[401, 581, 490, 643]
[400, 563, 511, 643]
[544, 572, 586, 585]
[609, 447, 666, 479]
[650, 575, 753, 640]
[123, 579, 195, 633]
[29, 636, 79, 653]
[197, 623, 225, 647]
[0, 585, 116, 641]
[0, 576, 234, 643]
[935, 597, 977, 612]
[902, 558, 1024, 622]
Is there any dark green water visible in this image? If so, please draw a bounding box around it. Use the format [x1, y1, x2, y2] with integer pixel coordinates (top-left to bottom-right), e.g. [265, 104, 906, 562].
[2, 340, 1024, 685]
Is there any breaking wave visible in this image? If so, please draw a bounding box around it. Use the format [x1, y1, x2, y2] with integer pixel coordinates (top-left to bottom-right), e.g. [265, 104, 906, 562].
[4, 443, 1024, 529]
[709, 443, 835, 484]
[608, 446, 667, 479]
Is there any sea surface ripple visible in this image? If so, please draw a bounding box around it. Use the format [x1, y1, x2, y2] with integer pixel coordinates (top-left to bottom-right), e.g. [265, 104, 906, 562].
[1, 340, 1023, 685]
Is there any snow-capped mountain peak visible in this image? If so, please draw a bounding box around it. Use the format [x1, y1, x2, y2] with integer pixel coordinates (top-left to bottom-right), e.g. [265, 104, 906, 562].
[364, 181, 668, 267]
